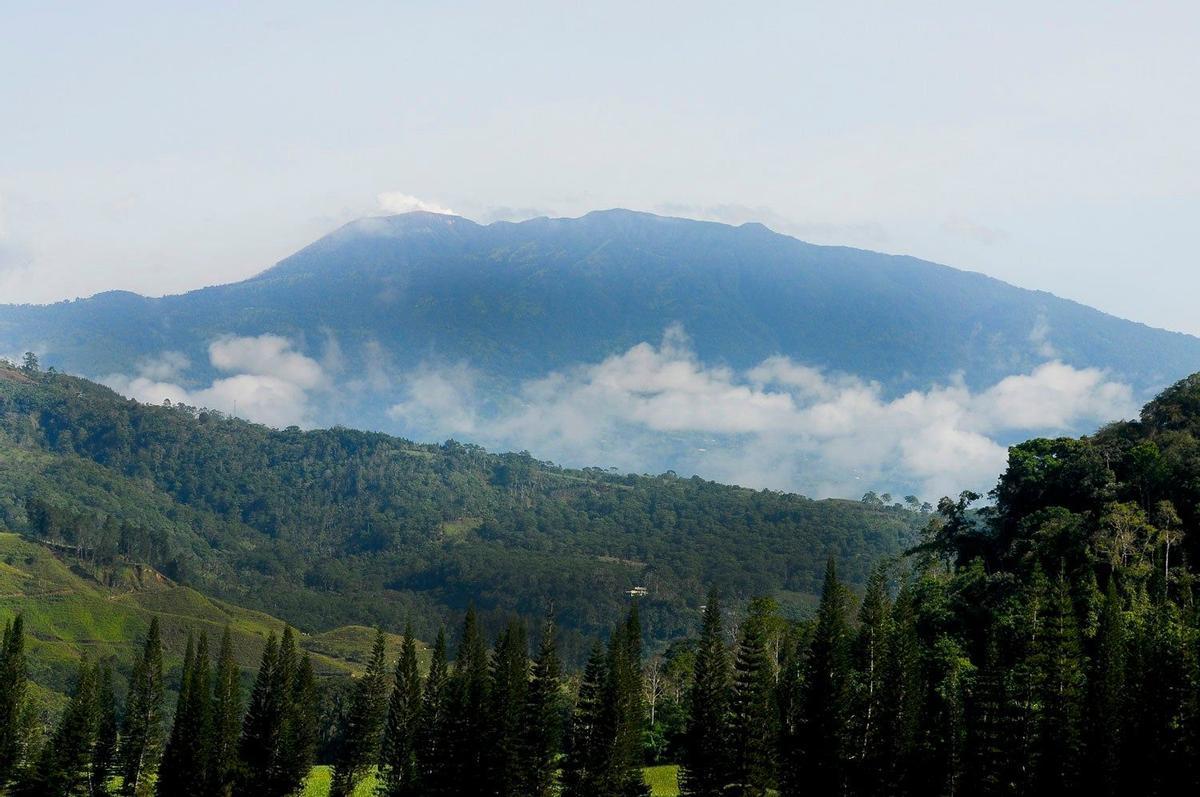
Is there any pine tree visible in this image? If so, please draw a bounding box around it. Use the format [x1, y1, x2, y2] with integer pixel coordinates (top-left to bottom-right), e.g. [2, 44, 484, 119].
[789, 559, 850, 797]
[236, 633, 281, 795]
[210, 626, 242, 797]
[1083, 580, 1124, 797]
[283, 650, 318, 794]
[447, 608, 491, 796]
[681, 589, 731, 797]
[157, 633, 196, 796]
[169, 632, 213, 797]
[92, 661, 120, 795]
[416, 628, 451, 796]
[727, 597, 779, 797]
[21, 656, 100, 796]
[562, 643, 609, 797]
[1033, 571, 1085, 796]
[330, 629, 390, 797]
[380, 623, 423, 797]
[602, 603, 650, 797]
[521, 618, 564, 797]
[487, 619, 530, 797]
[848, 566, 891, 797]
[876, 585, 921, 797]
[0, 616, 29, 786]
[121, 618, 165, 797]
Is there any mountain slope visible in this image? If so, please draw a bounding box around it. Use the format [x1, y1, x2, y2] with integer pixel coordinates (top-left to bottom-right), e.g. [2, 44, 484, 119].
[0, 532, 421, 702]
[2, 209, 1195, 396]
[0, 362, 921, 661]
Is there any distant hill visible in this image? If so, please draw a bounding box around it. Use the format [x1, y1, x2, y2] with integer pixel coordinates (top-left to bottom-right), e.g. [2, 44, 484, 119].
[0, 363, 921, 662]
[2, 210, 1196, 392]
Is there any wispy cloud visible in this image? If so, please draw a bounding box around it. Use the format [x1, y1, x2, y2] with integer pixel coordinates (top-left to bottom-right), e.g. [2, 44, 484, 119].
[376, 192, 457, 216]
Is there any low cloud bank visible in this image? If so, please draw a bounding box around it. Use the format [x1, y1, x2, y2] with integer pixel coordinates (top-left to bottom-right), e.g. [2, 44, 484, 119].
[105, 334, 326, 428]
[388, 326, 1136, 499]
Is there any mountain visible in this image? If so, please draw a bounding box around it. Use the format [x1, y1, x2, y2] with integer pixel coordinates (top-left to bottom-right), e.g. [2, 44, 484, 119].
[3, 209, 1196, 496]
[0, 362, 920, 662]
[3, 210, 1196, 390]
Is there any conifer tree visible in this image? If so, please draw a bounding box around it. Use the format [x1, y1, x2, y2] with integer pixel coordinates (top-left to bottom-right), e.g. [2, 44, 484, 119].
[521, 618, 564, 797]
[92, 660, 120, 795]
[447, 607, 491, 795]
[487, 619, 530, 797]
[562, 643, 609, 797]
[210, 626, 242, 797]
[727, 597, 779, 796]
[1034, 570, 1085, 796]
[178, 632, 213, 797]
[0, 616, 29, 786]
[848, 566, 891, 796]
[876, 585, 921, 796]
[121, 617, 165, 797]
[788, 559, 850, 797]
[380, 623, 422, 797]
[236, 633, 281, 795]
[681, 589, 731, 797]
[416, 628, 451, 796]
[22, 656, 100, 796]
[602, 603, 650, 797]
[157, 633, 196, 796]
[330, 629, 391, 797]
[1083, 580, 1124, 797]
[283, 650, 318, 793]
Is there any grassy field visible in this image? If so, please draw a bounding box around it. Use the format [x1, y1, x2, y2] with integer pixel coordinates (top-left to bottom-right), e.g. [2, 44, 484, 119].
[302, 764, 680, 796]
[644, 764, 681, 796]
[0, 532, 407, 696]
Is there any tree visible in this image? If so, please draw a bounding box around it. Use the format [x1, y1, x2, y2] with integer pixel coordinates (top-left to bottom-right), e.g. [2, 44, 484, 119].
[210, 627, 242, 797]
[848, 565, 892, 796]
[562, 644, 609, 797]
[1034, 570, 1085, 795]
[416, 629, 451, 796]
[330, 629, 390, 797]
[787, 559, 850, 797]
[1084, 580, 1124, 797]
[121, 618, 165, 797]
[379, 623, 422, 797]
[0, 616, 29, 786]
[447, 608, 491, 795]
[236, 628, 314, 797]
[159, 632, 213, 797]
[487, 620, 530, 797]
[601, 603, 650, 797]
[727, 597, 779, 796]
[522, 618, 564, 797]
[20, 352, 38, 373]
[21, 656, 100, 796]
[92, 661, 120, 795]
[681, 590, 731, 797]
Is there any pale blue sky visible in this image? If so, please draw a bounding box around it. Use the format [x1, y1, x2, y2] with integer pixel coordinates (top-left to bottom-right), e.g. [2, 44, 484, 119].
[2, 1, 1198, 332]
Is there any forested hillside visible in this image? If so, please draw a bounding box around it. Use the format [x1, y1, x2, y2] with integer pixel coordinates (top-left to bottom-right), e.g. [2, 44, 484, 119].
[0, 361, 920, 661]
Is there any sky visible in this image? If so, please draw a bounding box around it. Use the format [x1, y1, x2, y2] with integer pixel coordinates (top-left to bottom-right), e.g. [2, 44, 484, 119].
[2, 0, 1198, 333]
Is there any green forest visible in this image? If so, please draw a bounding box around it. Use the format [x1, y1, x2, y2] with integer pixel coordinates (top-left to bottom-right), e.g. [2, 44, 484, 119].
[7, 358, 1200, 795]
[0, 361, 920, 662]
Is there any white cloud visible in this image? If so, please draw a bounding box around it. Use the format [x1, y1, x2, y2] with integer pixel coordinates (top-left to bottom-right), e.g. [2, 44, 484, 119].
[376, 192, 457, 216]
[386, 327, 1137, 499]
[105, 335, 325, 428]
[209, 334, 325, 389]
